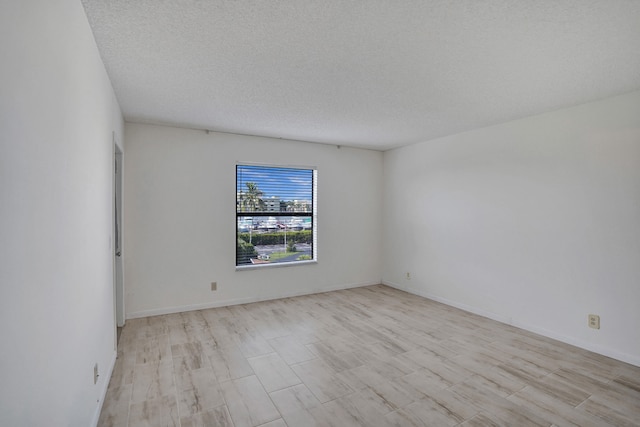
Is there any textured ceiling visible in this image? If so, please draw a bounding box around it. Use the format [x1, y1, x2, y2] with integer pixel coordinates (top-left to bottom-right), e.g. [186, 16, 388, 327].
[82, 0, 640, 150]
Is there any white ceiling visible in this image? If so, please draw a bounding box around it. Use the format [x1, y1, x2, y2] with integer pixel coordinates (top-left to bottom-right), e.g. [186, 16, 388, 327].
[82, 0, 640, 151]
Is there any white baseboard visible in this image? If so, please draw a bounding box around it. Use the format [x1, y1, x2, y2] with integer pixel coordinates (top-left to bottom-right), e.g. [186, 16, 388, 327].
[383, 280, 514, 324]
[127, 281, 379, 319]
[507, 319, 640, 368]
[90, 350, 117, 427]
[382, 280, 640, 368]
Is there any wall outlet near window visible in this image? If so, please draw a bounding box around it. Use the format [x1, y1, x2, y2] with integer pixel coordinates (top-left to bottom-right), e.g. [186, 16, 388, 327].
[406, 272, 411, 280]
[211, 282, 217, 291]
[588, 314, 600, 329]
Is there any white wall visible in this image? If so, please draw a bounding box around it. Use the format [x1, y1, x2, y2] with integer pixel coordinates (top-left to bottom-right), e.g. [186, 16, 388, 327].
[124, 123, 383, 317]
[0, 1, 124, 426]
[383, 90, 640, 366]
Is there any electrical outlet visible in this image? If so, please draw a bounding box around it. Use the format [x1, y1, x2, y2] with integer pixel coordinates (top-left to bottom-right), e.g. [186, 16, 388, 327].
[406, 272, 411, 280]
[588, 314, 600, 329]
[211, 282, 217, 291]
[93, 363, 99, 384]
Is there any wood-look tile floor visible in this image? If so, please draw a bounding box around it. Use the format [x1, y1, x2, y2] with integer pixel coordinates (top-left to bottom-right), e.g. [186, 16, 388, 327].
[99, 285, 640, 427]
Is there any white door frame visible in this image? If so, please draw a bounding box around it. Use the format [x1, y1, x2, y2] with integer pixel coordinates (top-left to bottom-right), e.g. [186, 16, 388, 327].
[113, 135, 125, 335]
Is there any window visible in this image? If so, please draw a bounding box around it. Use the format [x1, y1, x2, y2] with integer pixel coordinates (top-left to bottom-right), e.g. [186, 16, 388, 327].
[236, 164, 317, 267]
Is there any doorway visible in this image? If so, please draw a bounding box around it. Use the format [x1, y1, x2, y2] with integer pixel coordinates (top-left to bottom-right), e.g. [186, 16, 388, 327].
[113, 138, 125, 342]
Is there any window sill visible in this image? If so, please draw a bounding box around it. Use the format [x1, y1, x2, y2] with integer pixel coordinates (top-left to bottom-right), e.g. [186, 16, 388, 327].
[235, 260, 317, 271]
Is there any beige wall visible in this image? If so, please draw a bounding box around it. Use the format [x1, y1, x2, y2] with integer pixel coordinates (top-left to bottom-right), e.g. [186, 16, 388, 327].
[0, 1, 124, 425]
[123, 123, 383, 317]
[383, 90, 640, 366]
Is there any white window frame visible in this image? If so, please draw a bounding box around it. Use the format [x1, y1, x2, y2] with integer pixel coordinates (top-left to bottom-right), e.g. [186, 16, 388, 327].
[236, 163, 317, 270]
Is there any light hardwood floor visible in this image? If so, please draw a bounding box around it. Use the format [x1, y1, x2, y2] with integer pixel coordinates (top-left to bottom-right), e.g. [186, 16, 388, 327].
[99, 285, 640, 426]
